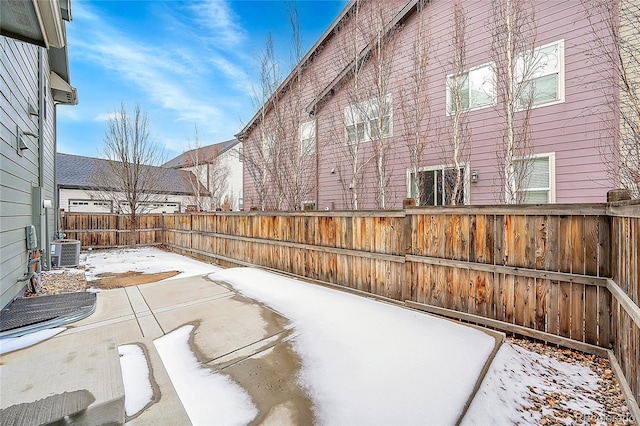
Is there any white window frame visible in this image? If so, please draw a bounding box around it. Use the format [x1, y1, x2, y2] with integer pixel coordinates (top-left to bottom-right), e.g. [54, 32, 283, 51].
[516, 39, 565, 110]
[344, 94, 393, 144]
[262, 134, 275, 163]
[299, 120, 316, 156]
[446, 63, 495, 115]
[513, 152, 556, 204]
[406, 163, 470, 206]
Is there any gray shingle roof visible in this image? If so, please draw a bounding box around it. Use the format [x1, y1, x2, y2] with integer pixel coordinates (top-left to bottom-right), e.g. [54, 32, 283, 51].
[56, 153, 204, 195]
[163, 138, 240, 169]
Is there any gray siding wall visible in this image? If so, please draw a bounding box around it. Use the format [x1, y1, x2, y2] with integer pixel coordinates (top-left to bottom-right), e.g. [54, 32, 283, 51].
[1, 36, 57, 309]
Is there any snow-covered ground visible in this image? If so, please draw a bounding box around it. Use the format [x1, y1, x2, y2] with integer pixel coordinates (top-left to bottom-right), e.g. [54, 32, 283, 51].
[82, 247, 221, 281]
[118, 344, 154, 417]
[155, 325, 258, 426]
[4, 248, 615, 424]
[0, 328, 65, 355]
[212, 267, 495, 425]
[463, 342, 602, 424]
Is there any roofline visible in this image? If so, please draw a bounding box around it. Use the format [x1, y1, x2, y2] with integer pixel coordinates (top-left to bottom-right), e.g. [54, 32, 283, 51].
[236, 0, 423, 141]
[306, 0, 421, 115]
[236, 0, 360, 141]
[164, 138, 241, 168]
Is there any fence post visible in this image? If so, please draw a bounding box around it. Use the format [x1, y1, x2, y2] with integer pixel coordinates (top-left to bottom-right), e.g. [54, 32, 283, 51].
[401, 208, 413, 300]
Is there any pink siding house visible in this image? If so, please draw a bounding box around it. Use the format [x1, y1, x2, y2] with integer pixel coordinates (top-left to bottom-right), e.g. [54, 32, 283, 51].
[238, 0, 635, 210]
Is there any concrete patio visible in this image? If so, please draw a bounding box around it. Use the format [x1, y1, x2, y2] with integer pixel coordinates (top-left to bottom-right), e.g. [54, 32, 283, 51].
[0, 275, 313, 425]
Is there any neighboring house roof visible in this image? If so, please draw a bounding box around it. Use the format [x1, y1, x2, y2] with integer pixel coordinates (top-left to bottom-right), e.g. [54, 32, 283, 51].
[163, 138, 240, 169]
[235, 0, 420, 140]
[235, 0, 359, 140]
[57, 152, 205, 195]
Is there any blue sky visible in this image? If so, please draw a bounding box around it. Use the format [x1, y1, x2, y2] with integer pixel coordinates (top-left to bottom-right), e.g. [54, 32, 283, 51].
[57, 0, 348, 161]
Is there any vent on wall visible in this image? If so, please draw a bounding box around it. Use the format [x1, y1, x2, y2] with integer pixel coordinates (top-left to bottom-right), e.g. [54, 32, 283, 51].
[50, 240, 81, 268]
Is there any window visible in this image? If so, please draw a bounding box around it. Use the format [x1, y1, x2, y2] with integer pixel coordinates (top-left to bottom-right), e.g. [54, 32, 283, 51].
[514, 153, 555, 203]
[262, 134, 275, 163]
[300, 121, 316, 156]
[517, 40, 564, 108]
[407, 165, 468, 206]
[446, 64, 495, 114]
[238, 145, 243, 162]
[344, 94, 392, 143]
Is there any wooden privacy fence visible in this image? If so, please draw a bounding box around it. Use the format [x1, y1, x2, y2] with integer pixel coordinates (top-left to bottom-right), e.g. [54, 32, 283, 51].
[61, 203, 640, 411]
[61, 213, 163, 247]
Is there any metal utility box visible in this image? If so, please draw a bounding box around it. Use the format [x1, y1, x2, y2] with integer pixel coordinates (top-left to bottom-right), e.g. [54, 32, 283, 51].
[50, 239, 81, 268]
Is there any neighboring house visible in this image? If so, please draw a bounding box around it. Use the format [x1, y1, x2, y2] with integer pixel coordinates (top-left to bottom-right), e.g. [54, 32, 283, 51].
[1, 1, 78, 308]
[238, 0, 638, 210]
[57, 153, 205, 214]
[164, 139, 243, 211]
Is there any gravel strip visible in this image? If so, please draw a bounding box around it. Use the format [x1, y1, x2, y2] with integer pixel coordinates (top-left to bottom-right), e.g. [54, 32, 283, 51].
[26, 267, 88, 296]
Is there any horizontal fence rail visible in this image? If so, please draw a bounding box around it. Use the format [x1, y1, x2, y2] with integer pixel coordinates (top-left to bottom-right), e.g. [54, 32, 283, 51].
[60, 203, 640, 409]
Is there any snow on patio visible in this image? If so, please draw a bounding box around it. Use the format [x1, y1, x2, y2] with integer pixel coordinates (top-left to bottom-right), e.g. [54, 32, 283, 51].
[23, 247, 626, 424]
[212, 267, 496, 425]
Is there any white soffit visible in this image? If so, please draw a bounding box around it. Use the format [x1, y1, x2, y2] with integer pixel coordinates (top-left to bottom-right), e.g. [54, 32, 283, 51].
[33, 0, 66, 48]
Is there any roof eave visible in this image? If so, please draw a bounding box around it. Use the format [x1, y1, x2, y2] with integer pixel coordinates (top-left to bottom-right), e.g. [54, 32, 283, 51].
[236, 0, 359, 140]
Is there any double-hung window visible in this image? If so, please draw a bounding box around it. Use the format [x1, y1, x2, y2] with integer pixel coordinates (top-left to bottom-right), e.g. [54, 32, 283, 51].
[408, 165, 468, 206]
[345, 94, 392, 143]
[514, 153, 555, 203]
[446, 64, 495, 114]
[299, 121, 316, 156]
[517, 40, 564, 108]
[262, 134, 275, 163]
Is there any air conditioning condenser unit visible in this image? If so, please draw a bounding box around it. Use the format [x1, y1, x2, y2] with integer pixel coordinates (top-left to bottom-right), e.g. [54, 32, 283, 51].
[50, 239, 81, 268]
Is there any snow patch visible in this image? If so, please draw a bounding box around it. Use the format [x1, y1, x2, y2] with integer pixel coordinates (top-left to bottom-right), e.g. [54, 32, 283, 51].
[0, 328, 65, 355]
[118, 344, 153, 417]
[211, 267, 496, 425]
[462, 342, 603, 424]
[154, 325, 257, 425]
[83, 247, 221, 281]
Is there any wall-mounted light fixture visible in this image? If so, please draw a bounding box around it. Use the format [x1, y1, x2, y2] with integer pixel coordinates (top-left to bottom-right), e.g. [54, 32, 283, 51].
[471, 169, 479, 183]
[16, 126, 39, 156]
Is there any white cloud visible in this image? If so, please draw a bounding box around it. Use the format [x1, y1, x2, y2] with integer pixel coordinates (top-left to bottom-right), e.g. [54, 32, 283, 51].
[70, 10, 224, 133]
[210, 56, 254, 97]
[56, 107, 81, 121]
[188, 0, 246, 48]
[93, 112, 118, 122]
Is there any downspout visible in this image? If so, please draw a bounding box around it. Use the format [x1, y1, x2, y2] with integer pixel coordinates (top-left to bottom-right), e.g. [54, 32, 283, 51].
[38, 47, 50, 271]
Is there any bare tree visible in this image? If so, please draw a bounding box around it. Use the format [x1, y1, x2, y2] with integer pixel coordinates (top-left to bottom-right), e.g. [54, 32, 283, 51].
[183, 126, 231, 211]
[246, 33, 281, 210]
[184, 125, 208, 211]
[442, 0, 471, 205]
[400, 0, 433, 206]
[329, 0, 397, 209]
[488, 0, 538, 204]
[582, 0, 640, 198]
[277, 2, 318, 210]
[365, 1, 399, 209]
[92, 103, 167, 245]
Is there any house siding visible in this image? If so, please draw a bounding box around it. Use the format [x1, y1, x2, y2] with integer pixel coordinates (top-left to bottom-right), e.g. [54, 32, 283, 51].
[242, 0, 619, 210]
[1, 37, 57, 308]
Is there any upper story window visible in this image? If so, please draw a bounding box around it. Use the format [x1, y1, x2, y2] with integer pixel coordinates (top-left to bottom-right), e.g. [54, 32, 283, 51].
[262, 134, 275, 163]
[344, 94, 392, 143]
[299, 121, 316, 156]
[514, 153, 556, 203]
[517, 40, 564, 108]
[446, 63, 495, 115]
